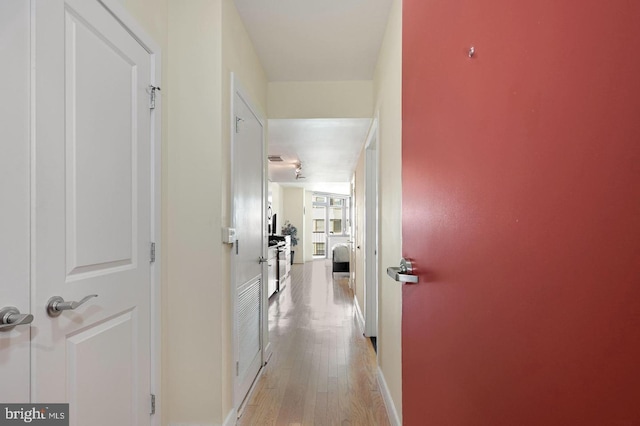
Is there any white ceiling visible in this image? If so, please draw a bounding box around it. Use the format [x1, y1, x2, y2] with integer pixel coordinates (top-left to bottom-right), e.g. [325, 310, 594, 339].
[234, 1, 390, 192]
[268, 118, 371, 184]
[234, 0, 393, 81]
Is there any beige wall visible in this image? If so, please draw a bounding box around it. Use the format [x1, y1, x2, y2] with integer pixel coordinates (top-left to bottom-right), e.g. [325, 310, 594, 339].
[268, 81, 373, 119]
[167, 0, 235, 424]
[353, 150, 366, 315]
[373, 0, 403, 422]
[165, 0, 225, 424]
[282, 187, 305, 262]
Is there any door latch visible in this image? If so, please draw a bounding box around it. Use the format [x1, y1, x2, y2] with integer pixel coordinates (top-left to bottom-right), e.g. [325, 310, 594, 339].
[387, 258, 419, 284]
[47, 294, 98, 317]
[0, 306, 34, 331]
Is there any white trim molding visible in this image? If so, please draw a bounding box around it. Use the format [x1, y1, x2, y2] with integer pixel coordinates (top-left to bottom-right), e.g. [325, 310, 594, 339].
[353, 294, 365, 333]
[167, 411, 234, 426]
[223, 409, 237, 426]
[168, 423, 215, 426]
[168, 424, 215, 426]
[377, 367, 401, 426]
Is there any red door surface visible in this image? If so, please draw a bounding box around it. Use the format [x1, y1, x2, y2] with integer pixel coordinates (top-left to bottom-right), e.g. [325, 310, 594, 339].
[402, 0, 640, 424]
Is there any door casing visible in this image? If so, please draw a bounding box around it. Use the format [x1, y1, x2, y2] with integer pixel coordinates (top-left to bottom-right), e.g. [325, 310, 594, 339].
[364, 119, 379, 337]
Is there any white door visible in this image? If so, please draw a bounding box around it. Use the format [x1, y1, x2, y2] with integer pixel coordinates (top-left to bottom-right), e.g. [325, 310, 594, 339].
[0, 0, 32, 403]
[232, 84, 265, 406]
[32, 1, 153, 424]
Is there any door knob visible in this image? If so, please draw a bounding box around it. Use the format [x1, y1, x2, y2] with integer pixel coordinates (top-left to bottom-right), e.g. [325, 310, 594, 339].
[47, 294, 98, 317]
[0, 306, 34, 331]
[258, 256, 268, 264]
[386, 258, 419, 284]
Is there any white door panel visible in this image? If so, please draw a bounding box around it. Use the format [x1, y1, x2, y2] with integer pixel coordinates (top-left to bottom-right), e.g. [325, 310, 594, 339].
[68, 312, 135, 424]
[233, 88, 265, 406]
[33, 1, 151, 425]
[65, 7, 137, 277]
[0, 0, 31, 403]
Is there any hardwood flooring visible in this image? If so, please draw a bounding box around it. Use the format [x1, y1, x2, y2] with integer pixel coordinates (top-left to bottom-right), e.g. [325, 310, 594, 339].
[237, 260, 390, 426]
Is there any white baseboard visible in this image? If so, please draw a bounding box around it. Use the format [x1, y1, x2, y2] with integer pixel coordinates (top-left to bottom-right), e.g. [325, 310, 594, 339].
[236, 365, 264, 419]
[168, 423, 215, 426]
[223, 409, 236, 426]
[377, 367, 401, 426]
[263, 341, 273, 365]
[167, 409, 235, 426]
[353, 295, 365, 333]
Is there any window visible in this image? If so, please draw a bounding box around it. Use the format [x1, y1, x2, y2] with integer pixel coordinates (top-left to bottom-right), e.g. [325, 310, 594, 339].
[312, 192, 350, 257]
[313, 242, 326, 256]
[328, 207, 343, 234]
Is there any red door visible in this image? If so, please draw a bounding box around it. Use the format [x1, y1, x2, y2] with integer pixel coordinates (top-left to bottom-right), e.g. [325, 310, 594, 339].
[402, 0, 640, 424]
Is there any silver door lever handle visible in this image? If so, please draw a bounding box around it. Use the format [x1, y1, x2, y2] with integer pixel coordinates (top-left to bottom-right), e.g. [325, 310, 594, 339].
[258, 256, 268, 264]
[0, 306, 34, 331]
[387, 258, 419, 284]
[47, 294, 98, 317]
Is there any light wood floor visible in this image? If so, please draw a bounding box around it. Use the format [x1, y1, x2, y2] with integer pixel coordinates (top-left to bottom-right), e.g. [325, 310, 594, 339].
[237, 260, 390, 426]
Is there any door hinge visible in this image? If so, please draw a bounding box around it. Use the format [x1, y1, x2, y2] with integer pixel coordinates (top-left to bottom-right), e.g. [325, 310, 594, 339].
[235, 116, 244, 133]
[236, 361, 239, 376]
[235, 240, 239, 255]
[150, 242, 156, 263]
[148, 85, 161, 109]
[150, 394, 156, 415]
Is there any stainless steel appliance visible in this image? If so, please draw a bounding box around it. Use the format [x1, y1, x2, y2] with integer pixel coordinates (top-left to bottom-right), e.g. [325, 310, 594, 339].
[269, 235, 291, 292]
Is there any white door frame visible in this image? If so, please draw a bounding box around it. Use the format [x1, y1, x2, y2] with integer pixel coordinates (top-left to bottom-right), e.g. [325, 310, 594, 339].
[76, 1, 162, 423]
[363, 118, 379, 337]
[230, 73, 269, 412]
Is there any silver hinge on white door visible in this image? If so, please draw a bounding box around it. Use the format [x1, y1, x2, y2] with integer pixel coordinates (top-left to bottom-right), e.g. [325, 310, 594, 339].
[236, 361, 239, 376]
[148, 85, 161, 109]
[235, 116, 244, 133]
[150, 394, 156, 415]
[150, 242, 156, 263]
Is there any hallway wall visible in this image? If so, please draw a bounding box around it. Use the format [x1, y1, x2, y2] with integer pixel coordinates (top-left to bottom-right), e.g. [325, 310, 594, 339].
[373, 0, 403, 422]
[165, 1, 225, 423]
[304, 190, 314, 262]
[268, 81, 373, 119]
[282, 187, 305, 263]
